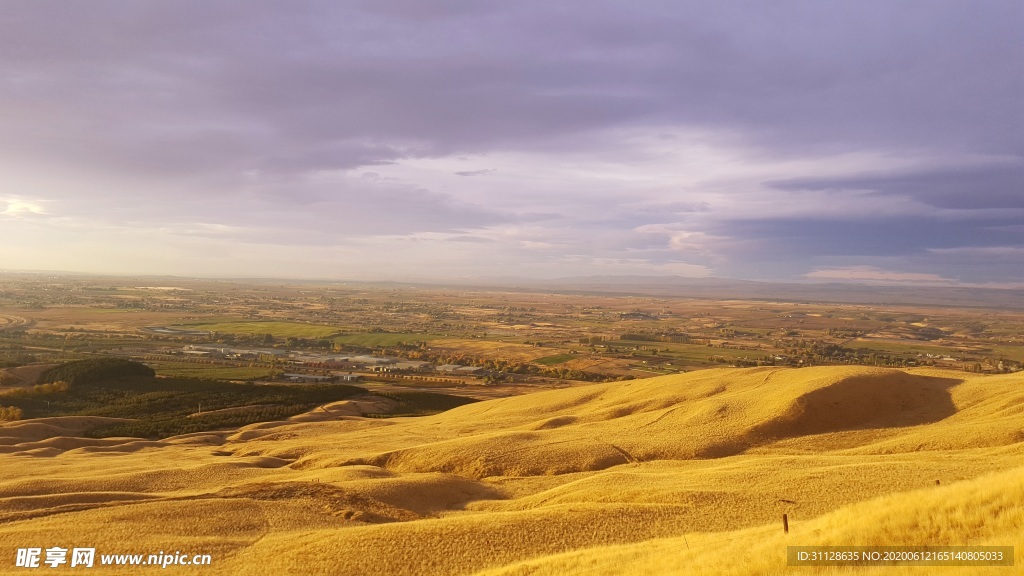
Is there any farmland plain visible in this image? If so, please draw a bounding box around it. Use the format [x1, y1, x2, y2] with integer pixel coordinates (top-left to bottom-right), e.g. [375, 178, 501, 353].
[2, 274, 1021, 387]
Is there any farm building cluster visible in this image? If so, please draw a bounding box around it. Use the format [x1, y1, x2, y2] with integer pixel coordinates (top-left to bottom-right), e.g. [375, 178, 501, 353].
[173, 345, 486, 382]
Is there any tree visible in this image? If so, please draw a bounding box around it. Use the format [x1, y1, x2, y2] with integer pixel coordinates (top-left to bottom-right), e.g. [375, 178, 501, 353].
[0, 405, 24, 421]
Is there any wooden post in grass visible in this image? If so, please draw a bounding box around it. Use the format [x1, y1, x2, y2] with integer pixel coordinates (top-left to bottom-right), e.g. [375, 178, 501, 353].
[782, 514, 789, 534]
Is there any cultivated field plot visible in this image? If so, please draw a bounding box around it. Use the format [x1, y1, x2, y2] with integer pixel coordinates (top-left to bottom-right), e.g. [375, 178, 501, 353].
[11, 307, 182, 333]
[846, 338, 964, 357]
[178, 321, 342, 339]
[332, 333, 442, 347]
[533, 353, 576, 366]
[428, 338, 555, 362]
[145, 362, 275, 381]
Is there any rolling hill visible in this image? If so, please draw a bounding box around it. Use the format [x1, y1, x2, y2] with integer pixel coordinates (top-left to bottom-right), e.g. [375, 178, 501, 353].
[1, 366, 1021, 574]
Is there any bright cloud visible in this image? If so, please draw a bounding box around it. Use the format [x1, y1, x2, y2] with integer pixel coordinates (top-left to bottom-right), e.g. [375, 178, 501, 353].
[0, 197, 47, 217]
[805, 266, 956, 284]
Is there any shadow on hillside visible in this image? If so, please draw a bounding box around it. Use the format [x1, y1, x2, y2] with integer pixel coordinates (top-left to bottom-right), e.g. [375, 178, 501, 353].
[699, 372, 962, 458]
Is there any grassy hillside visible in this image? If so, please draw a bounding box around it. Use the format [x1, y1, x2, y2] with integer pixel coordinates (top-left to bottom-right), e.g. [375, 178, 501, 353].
[477, 465, 1024, 575]
[0, 366, 1021, 574]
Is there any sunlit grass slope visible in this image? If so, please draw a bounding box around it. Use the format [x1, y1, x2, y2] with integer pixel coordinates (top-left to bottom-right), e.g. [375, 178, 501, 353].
[476, 465, 1024, 576]
[0, 366, 1021, 575]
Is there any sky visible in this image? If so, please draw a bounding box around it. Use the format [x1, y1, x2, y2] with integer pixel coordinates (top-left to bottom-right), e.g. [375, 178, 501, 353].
[1, 1, 1022, 285]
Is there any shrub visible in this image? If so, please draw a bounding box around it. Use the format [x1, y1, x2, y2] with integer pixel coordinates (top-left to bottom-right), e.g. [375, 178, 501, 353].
[0, 381, 69, 398]
[0, 405, 24, 421]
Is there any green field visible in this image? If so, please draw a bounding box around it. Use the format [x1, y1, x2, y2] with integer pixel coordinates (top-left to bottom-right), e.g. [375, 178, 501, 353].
[963, 343, 1024, 362]
[845, 339, 958, 356]
[534, 353, 576, 366]
[333, 333, 442, 347]
[179, 321, 341, 338]
[616, 340, 764, 364]
[147, 362, 275, 381]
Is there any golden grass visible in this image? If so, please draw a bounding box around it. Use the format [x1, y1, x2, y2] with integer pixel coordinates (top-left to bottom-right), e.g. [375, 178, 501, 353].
[0, 366, 1021, 575]
[0, 364, 57, 388]
[476, 465, 1024, 576]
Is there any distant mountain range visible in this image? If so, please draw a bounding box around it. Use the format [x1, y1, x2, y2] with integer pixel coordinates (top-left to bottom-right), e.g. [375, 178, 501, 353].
[4, 270, 1023, 309]
[436, 275, 1024, 309]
